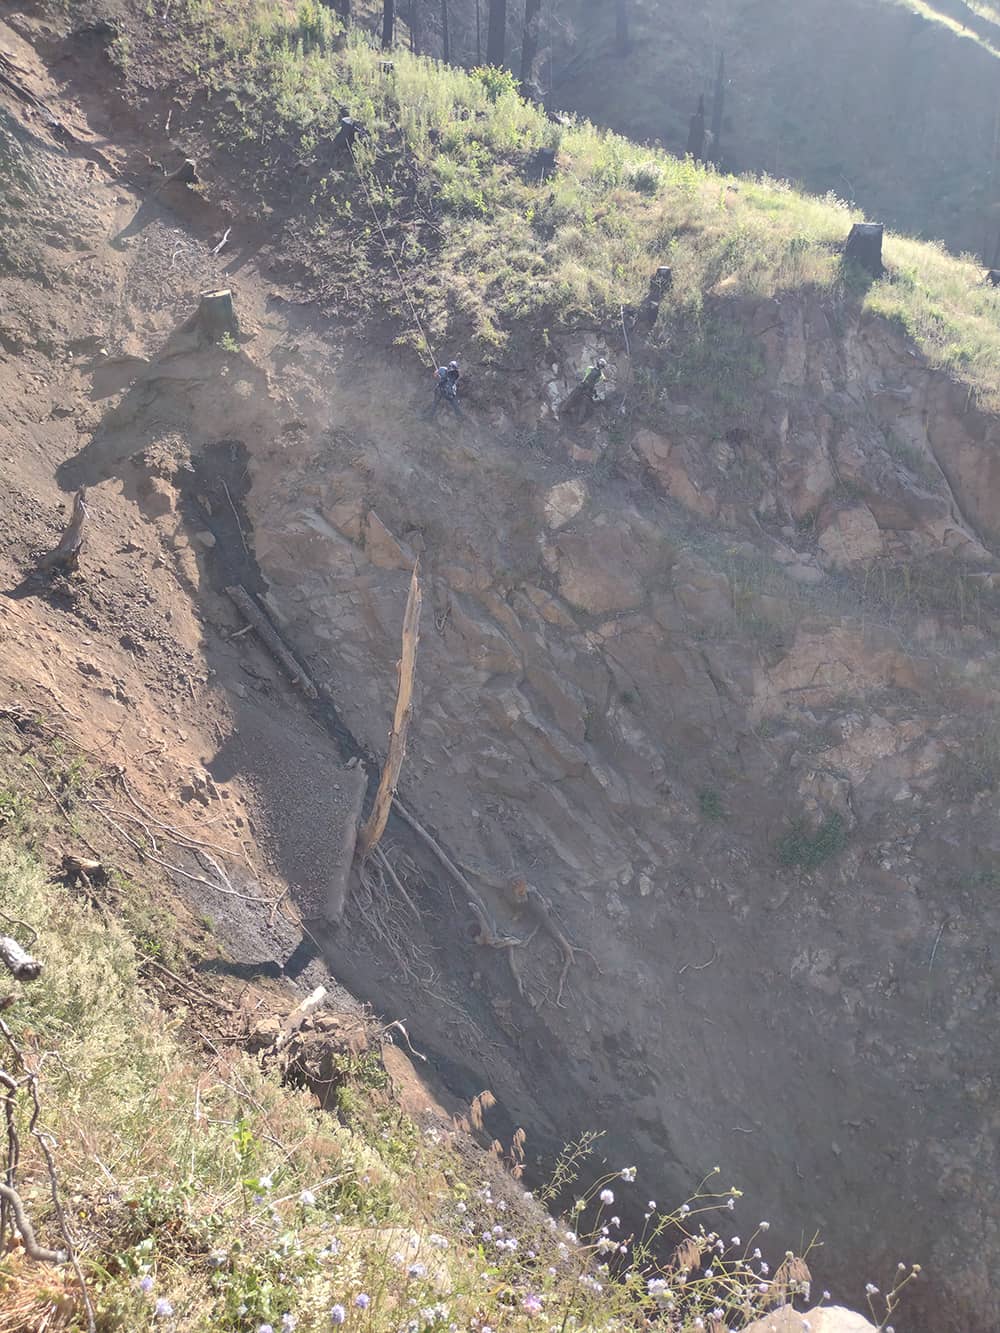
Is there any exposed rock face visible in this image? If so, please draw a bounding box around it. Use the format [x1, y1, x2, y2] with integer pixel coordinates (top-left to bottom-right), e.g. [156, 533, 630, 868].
[119, 290, 1000, 1333]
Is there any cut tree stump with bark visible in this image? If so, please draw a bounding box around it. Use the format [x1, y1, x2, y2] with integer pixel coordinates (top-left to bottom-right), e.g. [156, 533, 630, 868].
[162, 157, 198, 186]
[844, 223, 884, 277]
[37, 488, 88, 574]
[195, 289, 238, 343]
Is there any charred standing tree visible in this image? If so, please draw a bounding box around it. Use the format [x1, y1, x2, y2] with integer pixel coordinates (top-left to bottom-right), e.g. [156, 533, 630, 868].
[486, 0, 506, 67]
[382, 0, 395, 48]
[520, 0, 542, 86]
[410, 0, 421, 53]
[686, 93, 706, 160]
[710, 53, 725, 161]
[441, 0, 451, 62]
[615, 0, 629, 56]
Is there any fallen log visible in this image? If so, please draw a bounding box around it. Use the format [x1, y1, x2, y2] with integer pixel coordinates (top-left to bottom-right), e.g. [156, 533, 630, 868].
[0, 936, 42, 982]
[225, 585, 319, 699]
[37, 488, 88, 574]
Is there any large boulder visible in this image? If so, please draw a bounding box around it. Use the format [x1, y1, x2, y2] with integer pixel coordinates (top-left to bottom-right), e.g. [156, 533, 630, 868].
[816, 503, 883, 568]
[743, 1306, 876, 1333]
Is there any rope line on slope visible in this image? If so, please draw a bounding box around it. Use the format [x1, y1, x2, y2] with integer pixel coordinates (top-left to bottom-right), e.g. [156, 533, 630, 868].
[347, 139, 439, 371]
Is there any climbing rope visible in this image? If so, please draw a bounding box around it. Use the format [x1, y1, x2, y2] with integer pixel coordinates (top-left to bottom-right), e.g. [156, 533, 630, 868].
[347, 138, 439, 371]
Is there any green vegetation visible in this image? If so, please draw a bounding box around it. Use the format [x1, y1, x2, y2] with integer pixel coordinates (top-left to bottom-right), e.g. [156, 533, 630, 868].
[163, 2, 1000, 402]
[697, 787, 725, 820]
[776, 813, 847, 869]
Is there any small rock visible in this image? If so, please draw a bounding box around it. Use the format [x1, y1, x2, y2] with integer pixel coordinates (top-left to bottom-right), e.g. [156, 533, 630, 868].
[544, 479, 588, 529]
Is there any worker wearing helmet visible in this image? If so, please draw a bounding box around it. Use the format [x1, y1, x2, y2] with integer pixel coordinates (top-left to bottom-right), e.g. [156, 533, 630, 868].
[430, 358, 462, 418]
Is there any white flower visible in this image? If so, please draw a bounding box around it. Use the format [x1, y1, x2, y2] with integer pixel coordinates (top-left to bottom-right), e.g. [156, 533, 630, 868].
[300, 1190, 316, 1207]
[610, 1215, 621, 1229]
[730, 1236, 741, 1246]
[258, 1175, 273, 1191]
[647, 1200, 657, 1211]
[866, 1284, 880, 1295]
[620, 1166, 637, 1182]
[455, 1202, 467, 1214]
[758, 1220, 770, 1231]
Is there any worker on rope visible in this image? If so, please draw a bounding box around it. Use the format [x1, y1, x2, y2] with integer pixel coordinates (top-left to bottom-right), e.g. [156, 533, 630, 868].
[562, 357, 607, 422]
[430, 359, 462, 419]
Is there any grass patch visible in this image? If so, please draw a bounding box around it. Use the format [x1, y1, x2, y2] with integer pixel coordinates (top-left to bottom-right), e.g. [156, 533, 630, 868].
[697, 787, 725, 820]
[776, 813, 847, 869]
[151, 1, 1000, 402]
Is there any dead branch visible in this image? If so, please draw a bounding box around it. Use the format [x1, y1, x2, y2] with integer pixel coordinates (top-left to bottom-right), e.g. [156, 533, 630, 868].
[225, 585, 319, 699]
[0, 1181, 68, 1263]
[0, 1016, 94, 1330]
[0, 937, 42, 983]
[37, 489, 88, 574]
[357, 563, 422, 860]
[373, 844, 420, 920]
[518, 883, 600, 1008]
[392, 800, 524, 949]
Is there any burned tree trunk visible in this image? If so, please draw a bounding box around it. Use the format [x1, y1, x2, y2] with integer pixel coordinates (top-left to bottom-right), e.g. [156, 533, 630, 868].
[615, 0, 629, 56]
[37, 488, 88, 575]
[710, 53, 725, 162]
[194, 288, 239, 343]
[844, 222, 884, 277]
[486, 0, 506, 67]
[382, 0, 395, 48]
[686, 93, 706, 160]
[521, 0, 542, 85]
[441, 0, 451, 61]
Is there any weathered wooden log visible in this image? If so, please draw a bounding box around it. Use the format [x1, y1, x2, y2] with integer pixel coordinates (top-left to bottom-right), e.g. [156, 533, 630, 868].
[225, 585, 319, 699]
[37, 488, 88, 574]
[0, 935, 43, 982]
[844, 222, 884, 277]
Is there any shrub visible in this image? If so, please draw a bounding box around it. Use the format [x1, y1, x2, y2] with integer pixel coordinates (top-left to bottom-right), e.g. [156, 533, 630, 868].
[777, 813, 847, 869]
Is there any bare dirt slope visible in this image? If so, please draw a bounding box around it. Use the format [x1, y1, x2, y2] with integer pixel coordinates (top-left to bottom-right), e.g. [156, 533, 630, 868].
[3, 8, 1000, 1332]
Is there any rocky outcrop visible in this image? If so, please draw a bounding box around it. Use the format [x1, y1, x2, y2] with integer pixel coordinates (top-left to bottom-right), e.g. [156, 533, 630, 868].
[235, 291, 1000, 1333]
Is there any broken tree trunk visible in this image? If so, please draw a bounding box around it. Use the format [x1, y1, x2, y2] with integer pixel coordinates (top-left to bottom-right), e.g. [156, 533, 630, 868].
[356, 563, 421, 859]
[0, 936, 43, 982]
[37, 488, 88, 574]
[225, 586, 319, 699]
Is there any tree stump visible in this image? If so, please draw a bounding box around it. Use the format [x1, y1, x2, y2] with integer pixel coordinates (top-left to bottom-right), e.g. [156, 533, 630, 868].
[163, 158, 198, 186]
[526, 145, 557, 182]
[844, 223, 884, 277]
[195, 289, 238, 343]
[643, 265, 672, 322]
[37, 488, 88, 574]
